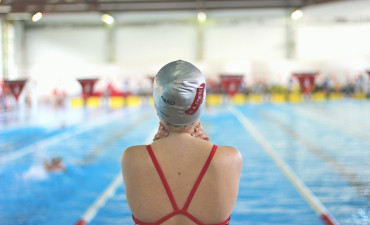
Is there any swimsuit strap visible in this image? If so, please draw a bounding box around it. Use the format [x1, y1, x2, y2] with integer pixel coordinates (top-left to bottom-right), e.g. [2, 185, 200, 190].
[146, 145, 179, 210]
[182, 145, 217, 211]
[137, 145, 223, 225]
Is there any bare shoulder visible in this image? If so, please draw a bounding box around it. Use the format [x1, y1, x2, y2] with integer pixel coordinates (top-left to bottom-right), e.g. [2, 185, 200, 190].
[121, 145, 147, 168]
[213, 145, 242, 167]
[209, 145, 242, 189]
[122, 145, 147, 156]
[216, 145, 242, 158]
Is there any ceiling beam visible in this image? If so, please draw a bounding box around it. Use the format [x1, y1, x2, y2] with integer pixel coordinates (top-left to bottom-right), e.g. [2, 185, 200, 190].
[0, 0, 346, 14]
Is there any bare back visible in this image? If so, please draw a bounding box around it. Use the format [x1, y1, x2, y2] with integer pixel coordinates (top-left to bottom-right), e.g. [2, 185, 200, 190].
[121, 134, 242, 225]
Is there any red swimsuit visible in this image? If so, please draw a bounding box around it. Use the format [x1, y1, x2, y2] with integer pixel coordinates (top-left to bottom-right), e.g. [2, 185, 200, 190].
[132, 144, 230, 225]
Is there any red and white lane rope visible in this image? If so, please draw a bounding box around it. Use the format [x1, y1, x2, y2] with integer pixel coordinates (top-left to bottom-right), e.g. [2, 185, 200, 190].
[74, 127, 158, 225]
[229, 106, 339, 225]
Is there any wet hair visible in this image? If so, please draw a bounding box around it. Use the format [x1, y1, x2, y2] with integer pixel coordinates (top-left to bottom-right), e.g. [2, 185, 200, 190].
[51, 157, 62, 164]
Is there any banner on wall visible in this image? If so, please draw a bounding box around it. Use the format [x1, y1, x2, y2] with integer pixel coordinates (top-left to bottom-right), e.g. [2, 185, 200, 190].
[77, 79, 99, 99]
[4, 80, 28, 101]
[292, 72, 318, 95]
[147, 76, 155, 91]
[220, 75, 244, 97]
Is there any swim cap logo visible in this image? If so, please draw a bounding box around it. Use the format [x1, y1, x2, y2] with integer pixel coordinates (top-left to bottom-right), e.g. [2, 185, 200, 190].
[161, 96, 175, 105]
[185, 83, 205, 115]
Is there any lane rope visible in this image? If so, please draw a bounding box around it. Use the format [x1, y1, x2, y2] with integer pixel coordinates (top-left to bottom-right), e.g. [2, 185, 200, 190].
[228, 106, 339, 225]
[75, 110, 153, 166]
[0, 109, 138, 165]
[295, 106, 370, 140]
[74, 127, 158, 225]
[258, 109, 369, 199]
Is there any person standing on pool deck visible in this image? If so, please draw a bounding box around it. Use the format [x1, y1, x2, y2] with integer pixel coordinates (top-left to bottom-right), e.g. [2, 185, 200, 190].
[121, 60, 242, 225]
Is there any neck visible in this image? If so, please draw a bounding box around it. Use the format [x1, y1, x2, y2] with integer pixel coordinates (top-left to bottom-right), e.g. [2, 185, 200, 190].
[164, 124, 194, 135]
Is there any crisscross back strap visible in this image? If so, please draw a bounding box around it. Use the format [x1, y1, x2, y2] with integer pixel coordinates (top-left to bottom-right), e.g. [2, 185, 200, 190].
[146, 145, 179, 210]
[182, 145, 217, 211]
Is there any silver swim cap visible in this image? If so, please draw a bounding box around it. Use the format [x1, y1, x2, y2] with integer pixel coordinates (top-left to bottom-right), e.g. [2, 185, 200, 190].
[153, 60, 206, 126]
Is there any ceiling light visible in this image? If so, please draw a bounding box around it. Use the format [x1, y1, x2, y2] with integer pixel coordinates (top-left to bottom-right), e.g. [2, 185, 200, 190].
[101, 14, 114, 25]
[197, 11, 207, 23]
[32, 12, 42, 22]
[291, 9, 303, 21]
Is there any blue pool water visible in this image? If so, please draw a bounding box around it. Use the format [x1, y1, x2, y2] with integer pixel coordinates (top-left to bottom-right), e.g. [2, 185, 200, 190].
[0, 100, 369, 225]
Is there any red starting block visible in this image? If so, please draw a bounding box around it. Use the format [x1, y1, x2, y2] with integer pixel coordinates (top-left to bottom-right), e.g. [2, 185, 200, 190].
[220, 75, 244, 97]
[77, 79, 98, 99]
[292, 72, 318, 95]
[4, 79, 27, 101]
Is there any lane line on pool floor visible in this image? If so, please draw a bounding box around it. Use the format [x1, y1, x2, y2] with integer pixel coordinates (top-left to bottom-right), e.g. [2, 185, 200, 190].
[0, 108, 142, 165]
[228, 106, 339, 225]
[258, 109, 370, 200]
[74, 127, 158, 225]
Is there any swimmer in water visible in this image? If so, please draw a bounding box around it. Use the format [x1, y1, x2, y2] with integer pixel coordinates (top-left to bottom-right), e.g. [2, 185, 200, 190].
[43, 157, 66, 172]
[121, 60, 242, 225]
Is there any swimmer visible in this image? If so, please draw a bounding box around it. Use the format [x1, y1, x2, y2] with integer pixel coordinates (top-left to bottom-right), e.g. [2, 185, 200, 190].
[121, 60, 242, 225]
[43, 157, 66, 172]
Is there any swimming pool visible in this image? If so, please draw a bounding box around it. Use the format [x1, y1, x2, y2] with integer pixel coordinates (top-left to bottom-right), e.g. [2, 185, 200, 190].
[0, 100, 369, 225]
